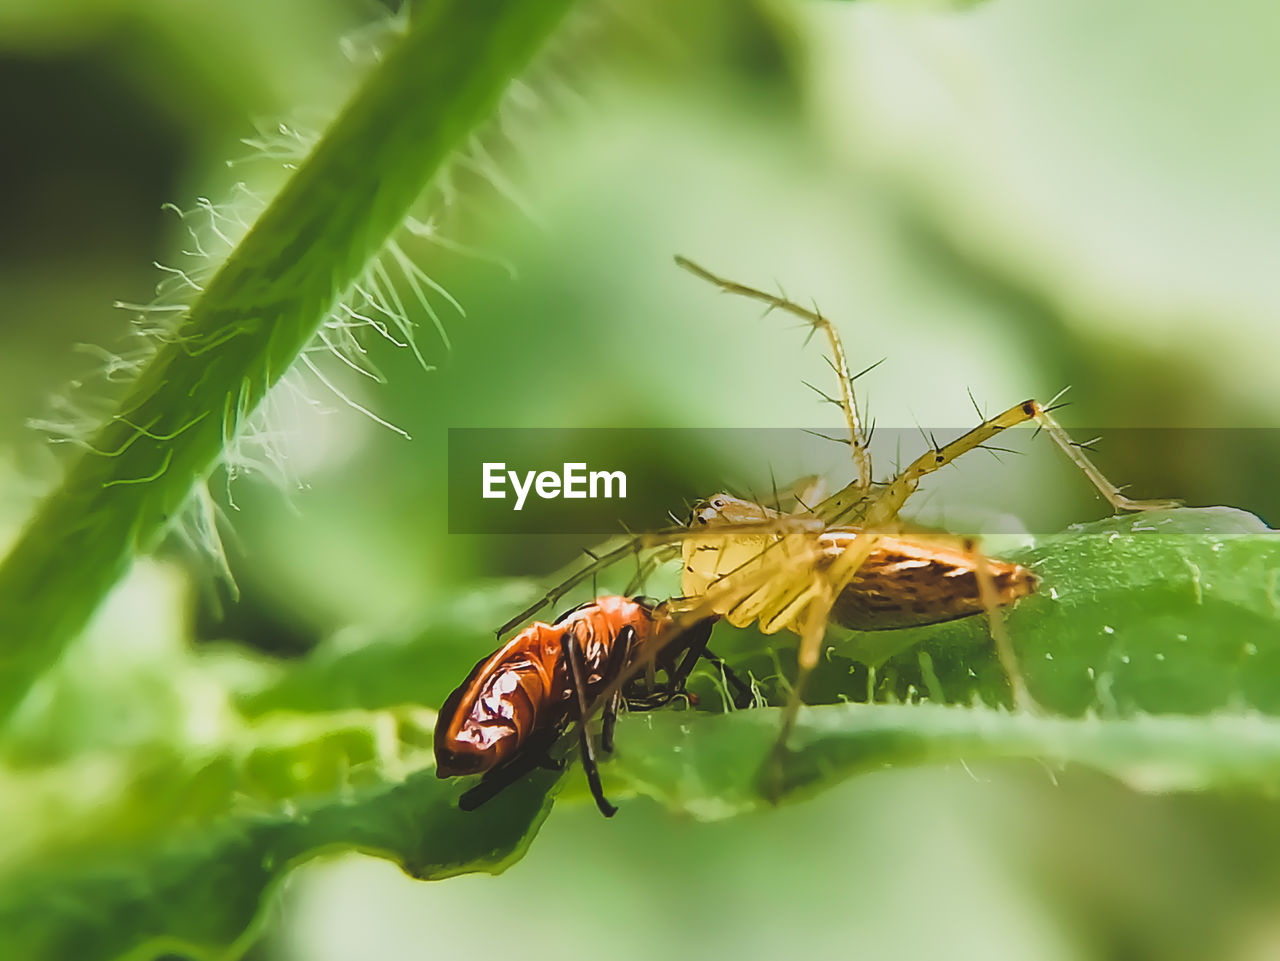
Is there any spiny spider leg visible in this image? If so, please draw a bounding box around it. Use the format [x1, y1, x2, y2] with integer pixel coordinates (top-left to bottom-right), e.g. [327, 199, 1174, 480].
[497, 515, 822, 637]
[495, 533, 681, 636]
[676, 257, 1178, 528]
[820, 400, 1181, 530]
[762, 529, 883, 798]
[968, 538, 1033, 713]
[675, 255, 872, 494]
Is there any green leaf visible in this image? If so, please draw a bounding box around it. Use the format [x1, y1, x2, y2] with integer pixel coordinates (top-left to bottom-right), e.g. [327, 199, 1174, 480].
[11, 508, 1268, 961]
[0, 762, 561, 961]
[600, 507, 1280, 816]
[606, 703, 1280, 820]
[710, 508, 1280, 716]
[236, 582, 542, 719]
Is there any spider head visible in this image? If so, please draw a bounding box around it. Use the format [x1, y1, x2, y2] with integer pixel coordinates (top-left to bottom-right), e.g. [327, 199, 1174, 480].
[687, 492, 779, 527]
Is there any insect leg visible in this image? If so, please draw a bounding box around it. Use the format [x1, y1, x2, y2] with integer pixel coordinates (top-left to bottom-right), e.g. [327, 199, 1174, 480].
[600, 626, 636, 755]
[618, 619, 713, 713]
[620, 690, 679, 710]
[666, 617, 718, 690]
[458, 724, 563, 811]
[566, 631, 619, 817]
[675, 255, 872, 492]
[620, 641, 752, 712]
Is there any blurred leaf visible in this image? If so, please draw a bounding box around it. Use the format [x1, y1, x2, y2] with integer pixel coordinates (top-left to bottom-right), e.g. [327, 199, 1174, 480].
[237, 581, 542, 718]
[0, 765, 560, 961]
[0, 704, 441, 880]
[833, 0, 988, 4]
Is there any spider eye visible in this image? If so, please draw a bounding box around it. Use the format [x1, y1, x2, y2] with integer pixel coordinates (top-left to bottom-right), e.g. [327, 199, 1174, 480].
[711, 497, 726, 509]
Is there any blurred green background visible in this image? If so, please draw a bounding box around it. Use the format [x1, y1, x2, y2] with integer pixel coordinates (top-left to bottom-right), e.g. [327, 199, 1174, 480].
[2, 0, 1280, 959]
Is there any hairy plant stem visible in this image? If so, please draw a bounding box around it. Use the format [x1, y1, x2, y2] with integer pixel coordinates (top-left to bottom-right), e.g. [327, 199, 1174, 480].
[0, 0, 577, 723]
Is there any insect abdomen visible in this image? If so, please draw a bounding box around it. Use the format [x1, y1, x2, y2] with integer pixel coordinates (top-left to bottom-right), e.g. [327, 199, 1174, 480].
[434, 628, 561, 777]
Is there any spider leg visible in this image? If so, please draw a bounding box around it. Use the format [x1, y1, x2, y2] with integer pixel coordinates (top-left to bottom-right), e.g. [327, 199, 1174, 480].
[967, 538, 1040, 714]
[495, 534, 682, 636]
[623, 550, 667, 598]
[763, 530, 881, 800]
[1034, 404, 1181, 512]
[675, 255, 873, 492]
[822, 399, 1180, 529]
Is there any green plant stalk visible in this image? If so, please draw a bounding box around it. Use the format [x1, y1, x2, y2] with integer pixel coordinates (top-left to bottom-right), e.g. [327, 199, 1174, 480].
[0, 0, 577, 723]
